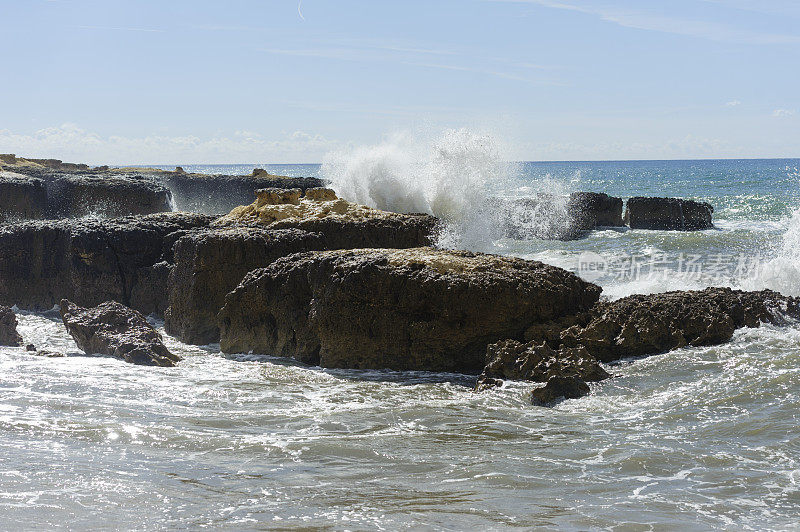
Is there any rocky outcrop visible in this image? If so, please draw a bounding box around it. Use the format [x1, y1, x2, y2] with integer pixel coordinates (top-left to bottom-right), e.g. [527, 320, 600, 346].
[568, 192, 624, 228]
[60, 300, 179, 366]
[46, 176, 172, 218]
[218, 247, 601, 372]
[0, 306, 22, 346]
[0, 172, 47, 221]
[216, 187, 439, 249]
[530, 376, 590, 405]
[164, 227, 326, 345]
[475, 340, 609, 391]
[0, 212, 213, 314]
[624, 197, 713, 230]
[164, 172, 326, 214]
[563, 287, 800, 362]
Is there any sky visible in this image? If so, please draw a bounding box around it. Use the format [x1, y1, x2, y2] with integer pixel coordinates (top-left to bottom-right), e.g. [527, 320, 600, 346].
[1, 0, 800, 163]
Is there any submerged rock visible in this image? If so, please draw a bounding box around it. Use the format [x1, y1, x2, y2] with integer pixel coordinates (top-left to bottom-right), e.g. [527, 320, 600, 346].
[218, 247, 601, 372]
[60, 300, 179, 366]
[0, 212, 214, 313]
[624, 197, 713, 230]
[475, 340, 609, 391]
[164, 227, 326, 345]
[215, 187, 439, 249]
[530, 376, 590, 405]
[565, 287, 800, 362]
[0, 305, 22, 347]
[0, 172, 47, 221]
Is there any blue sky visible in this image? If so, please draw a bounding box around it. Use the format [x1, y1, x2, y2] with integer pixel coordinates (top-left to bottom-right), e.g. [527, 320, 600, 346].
[2, 0, 800, 163]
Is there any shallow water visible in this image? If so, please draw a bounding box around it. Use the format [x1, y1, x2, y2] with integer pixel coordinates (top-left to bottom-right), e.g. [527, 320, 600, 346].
[3, 156, 800, 529]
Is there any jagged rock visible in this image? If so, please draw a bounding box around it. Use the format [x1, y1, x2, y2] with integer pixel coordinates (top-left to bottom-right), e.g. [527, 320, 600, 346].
[216, 187, 438, 249]
[164, 172, 326, 214]
[475, 340, 609, 390]
[624, 197, 713, 230]
[0, 172, 47, 221]
[564, 287, 800, 362]
[0, 306, 22, 346]
[164, 227, 326, 345]
[0, 212, 214, 313]
[530, 376, 590, 405]
[46, 175, 172, 218]
[60, 300, 179, 366]
[218, 247, 601, 372]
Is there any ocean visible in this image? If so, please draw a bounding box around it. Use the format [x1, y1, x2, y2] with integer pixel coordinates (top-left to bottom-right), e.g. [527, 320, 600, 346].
[2, 151, 800, 529]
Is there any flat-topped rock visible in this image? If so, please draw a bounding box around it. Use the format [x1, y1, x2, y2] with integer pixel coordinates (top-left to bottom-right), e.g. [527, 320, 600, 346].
[60, 300, 179, 366]
[164, 227, 326, 345]
[218, 247, 601, 372]
[46, 175, 172, 217]
[0, 306, 22, 347]
[624, 197, 713, 230]
[0, 171, 47, 221]
[0, 212, 214, 313]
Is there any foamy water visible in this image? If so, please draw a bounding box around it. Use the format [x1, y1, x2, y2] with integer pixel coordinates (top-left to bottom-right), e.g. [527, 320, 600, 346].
[3, 143, 800, 529]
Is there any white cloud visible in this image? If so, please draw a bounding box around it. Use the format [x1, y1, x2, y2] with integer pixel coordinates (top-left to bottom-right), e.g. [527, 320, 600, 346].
[0, 124, 341, 165]
[726, 100, 742, 106]
[772, 108, 796, 117]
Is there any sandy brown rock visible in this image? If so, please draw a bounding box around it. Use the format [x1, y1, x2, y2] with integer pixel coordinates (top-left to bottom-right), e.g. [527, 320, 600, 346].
[164, 227, 326, 345]
[0, 306, 23, 347]
[215, 187, 439, 249]
[60, 300, 179, 366]
[475, 340, 609, 391]
[218, 247, 601, 373]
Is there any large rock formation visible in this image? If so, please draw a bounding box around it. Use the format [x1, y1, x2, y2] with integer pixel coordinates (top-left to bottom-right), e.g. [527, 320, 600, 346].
[624, 197, 713, 230]
[60, 300, 180, 366]
[215, 187, 439, 249]
[218, 247, 601, 372]
[164, 227, 326, 345]
[0, 212, 213, 314]
[46, 176, 172, 218]
[562, 287, 800, 362]
[0, 306, 23, 347]
[0, 172, 47, 221]
[568, 192, 624, 229]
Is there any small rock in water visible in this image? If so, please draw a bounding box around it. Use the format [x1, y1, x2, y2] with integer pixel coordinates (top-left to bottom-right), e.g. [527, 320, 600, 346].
[35, 349, 64, 358]
[0, 305, 23, 347]
[530, 376, 590, 406]
[60, 299, 180, 366]
[25, 344, 36, 351]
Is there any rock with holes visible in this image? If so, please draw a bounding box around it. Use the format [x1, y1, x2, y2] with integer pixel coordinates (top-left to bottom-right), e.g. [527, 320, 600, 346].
[218, 247, 601, 372]
[60, 300, 179, 366]
[0, 305, 23, 347]
[0, 212, 214, 313]
[624, 197, 713, 230]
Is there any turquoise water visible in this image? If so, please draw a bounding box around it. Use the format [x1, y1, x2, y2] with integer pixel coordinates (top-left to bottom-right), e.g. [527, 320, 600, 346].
[3, 158, 800, 530]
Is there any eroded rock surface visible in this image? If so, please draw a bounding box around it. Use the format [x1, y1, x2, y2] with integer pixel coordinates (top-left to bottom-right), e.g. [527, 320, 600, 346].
[0, 212, 214, 313]
[219, 247, 601, 372]
[0, 306, 22, 347]
[164, 227, 326, 345]
[46, 176, 172, 218]
[215, 187, 439, 249]
[0, 172, 47, 221]
[624, 197, 713, 230]
[60, 300, 179, 366]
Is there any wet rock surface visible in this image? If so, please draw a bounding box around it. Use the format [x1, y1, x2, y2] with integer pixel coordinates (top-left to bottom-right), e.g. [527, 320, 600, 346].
[624, 197, 713, 230]
[0, 172, 47, 221]
[46, 175, 172, 218]
[0, 212, 214, 314]
[0, 306, 23, 346]
[530, 376, 591, 405]
[218, 247, 601, 372]
[60, 300, 179, 366]
[164, 227, 326, 345]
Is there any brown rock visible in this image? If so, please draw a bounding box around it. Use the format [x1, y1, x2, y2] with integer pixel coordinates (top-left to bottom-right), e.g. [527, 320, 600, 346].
[60, 299, 179, 366]
[0, 306, 22, 347]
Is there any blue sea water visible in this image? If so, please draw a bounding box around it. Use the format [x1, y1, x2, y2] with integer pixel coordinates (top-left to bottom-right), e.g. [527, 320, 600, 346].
[3, 156, 800, 530]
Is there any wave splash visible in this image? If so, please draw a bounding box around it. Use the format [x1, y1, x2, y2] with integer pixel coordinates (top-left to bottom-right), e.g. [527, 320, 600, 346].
[741, 206, 800, 296]
[321, 128, 575, 250]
